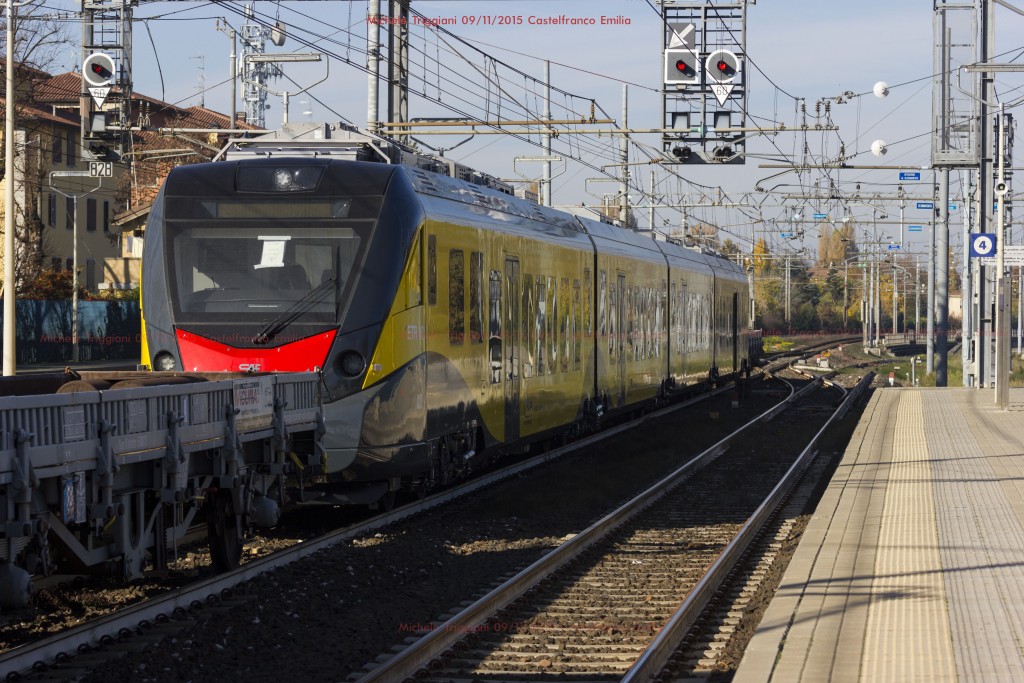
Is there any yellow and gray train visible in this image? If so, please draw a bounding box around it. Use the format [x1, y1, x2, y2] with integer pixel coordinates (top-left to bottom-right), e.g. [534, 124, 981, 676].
[141, 156, 759, 504]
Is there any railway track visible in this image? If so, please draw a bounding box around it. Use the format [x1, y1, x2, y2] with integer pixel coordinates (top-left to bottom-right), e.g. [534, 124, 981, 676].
[0, 377, 765, 680]
[0, 340, 864, 680]
[351, 370, 871, 682]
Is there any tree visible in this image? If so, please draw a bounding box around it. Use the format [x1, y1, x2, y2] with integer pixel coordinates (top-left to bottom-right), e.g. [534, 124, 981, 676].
[752, 238, 771, 276]
[20, 268, 94, 301]
[1, 7, 73, 292]
[719, 238, 743, 259]
[817, 223, 857, 268]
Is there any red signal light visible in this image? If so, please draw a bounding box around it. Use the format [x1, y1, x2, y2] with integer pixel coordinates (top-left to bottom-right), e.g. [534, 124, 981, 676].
[716, 60, 729, 73]
[83, 53, 115, 87]
[675, 59, 692, 74]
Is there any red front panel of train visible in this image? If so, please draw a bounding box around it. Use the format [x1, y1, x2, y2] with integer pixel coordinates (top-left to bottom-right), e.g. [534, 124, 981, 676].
[176, 329, 337, 372]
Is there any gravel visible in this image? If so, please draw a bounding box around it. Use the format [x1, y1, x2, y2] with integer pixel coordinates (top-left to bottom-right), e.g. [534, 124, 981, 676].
[3, 368, 868, 683]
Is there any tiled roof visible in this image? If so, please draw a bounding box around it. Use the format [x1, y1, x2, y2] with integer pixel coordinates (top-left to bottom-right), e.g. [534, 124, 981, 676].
[183, 106, 262, 131]
[0, 58, 51, 81]
[32, 72, 80, 102]
[0, 96, 79, 128]
[33, 72, 195, 119]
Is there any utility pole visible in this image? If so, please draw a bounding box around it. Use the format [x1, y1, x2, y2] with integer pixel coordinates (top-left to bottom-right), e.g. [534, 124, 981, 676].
[4, 0, 19, 374]
[1018, 266, 1022, 356]
[893, 262, 898, 335]
[963, 172, 975, 383]
[648, 171, 656, 234]
[862, 264, 869, 347]
[874, 247, 881, 346]
[866, 251, 874, 347]
[543, 61, 553, 207]
[933, 0, 979, 385]
[240, 2, 283, 129]
[367, 0, 380, 133]
[994, 103, 1010, 408]
[936, 168, 950, 385]
[216, 19, 237, 130]
[619, 84, 629, 226]
[916, 259, 922, 343]
[927, 208, 936, 373]
[843, 262, 848, 332]
[388, 0, 410, 146]
[3, 0, 35, 375]
[978, 0, 995, 388]
[786, 254, 794, 331]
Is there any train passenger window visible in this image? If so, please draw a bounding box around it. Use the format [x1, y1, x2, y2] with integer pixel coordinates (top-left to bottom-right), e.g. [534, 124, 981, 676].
[653, 287, 660, 358]
[643, 288, 650, 359]
[671, 283, 678, 355]
[536, 276, 546, 375]
[548, 276, 557, 375]
[630, 288, 638, 362]
[628, 287, 637, 361]
[641, 287, 649, 360]
[616, 275, 626, 361]
[488, 269, 502, 384]
[406, 235, 422, 308]
[428, 235, 437, 306]
[657, 284, 666, 358]
[560, 277, 570, 373]
[598, 270, 607, 339]
[572, 279, 581, 370]
[470, 251, 483, 344]
[449, 249, 465, 344]
[608, 277, 616, 358]
[583, 269, 592, 337]
[522, 275, 534, 378]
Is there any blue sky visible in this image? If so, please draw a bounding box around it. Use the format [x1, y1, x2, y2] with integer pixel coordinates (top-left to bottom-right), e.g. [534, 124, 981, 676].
[39, 1, 1024, 257]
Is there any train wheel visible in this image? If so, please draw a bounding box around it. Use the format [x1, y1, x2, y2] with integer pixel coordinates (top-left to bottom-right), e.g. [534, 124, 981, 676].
[207, 491, 242, 572]
[378, 490, 397, 512]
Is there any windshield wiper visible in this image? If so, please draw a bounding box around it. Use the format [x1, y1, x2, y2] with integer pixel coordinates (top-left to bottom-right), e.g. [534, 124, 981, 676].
[252, 276, 337, 345]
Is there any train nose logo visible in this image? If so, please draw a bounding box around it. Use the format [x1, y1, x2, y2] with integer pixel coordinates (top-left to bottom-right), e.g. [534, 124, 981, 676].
[239, 363, 262, 372]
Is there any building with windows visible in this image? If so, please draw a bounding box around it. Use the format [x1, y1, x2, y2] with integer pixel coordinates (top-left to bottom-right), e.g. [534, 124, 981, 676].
[0, 60, 118, 292]
[2, 62, 259, 293]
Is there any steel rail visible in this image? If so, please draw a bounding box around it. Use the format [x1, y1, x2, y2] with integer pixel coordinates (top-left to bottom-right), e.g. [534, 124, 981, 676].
[353, 376, 816, 682]
[0, 379, 742, 677]
[621, 370, 874, 682]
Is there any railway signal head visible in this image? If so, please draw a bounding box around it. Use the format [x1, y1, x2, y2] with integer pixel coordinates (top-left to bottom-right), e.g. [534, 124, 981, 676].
[705, 49, 741, 83]
[664, 48, 700, 86]
[83, 53, 115, 87]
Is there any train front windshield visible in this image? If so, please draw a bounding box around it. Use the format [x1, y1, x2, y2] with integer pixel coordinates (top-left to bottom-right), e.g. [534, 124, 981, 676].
[164, 197, 381, 328]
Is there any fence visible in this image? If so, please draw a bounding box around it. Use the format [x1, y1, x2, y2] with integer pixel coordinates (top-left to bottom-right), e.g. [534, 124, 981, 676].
[12, 300, 141, 364]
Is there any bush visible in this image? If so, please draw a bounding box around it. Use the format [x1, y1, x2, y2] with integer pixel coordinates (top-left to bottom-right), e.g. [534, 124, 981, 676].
[19, 270, 95, 301]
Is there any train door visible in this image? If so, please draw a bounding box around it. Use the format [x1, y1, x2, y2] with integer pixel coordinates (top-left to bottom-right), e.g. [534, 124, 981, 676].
[504, 257, 521, 441]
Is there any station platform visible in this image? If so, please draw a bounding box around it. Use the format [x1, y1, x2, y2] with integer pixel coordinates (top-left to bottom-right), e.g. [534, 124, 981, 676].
[735, 387, 1024, 683]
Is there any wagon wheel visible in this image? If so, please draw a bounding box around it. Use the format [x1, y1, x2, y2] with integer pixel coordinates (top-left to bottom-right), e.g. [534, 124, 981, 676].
[207, 491, 243, 572]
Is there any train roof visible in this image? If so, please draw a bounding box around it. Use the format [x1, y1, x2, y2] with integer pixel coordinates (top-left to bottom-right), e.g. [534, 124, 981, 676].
[161, 152, 749, 284]
[402, 166, 583, 234]
[403, 164, 748, 278]
[575, 212, 669, 261]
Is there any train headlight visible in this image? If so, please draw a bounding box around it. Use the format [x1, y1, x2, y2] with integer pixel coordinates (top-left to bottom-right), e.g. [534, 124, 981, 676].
[154, 352, 177, 371]
[238, 165, 325, 192]
[273, 168, 293, 190]
[339, 350, 366, 377]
